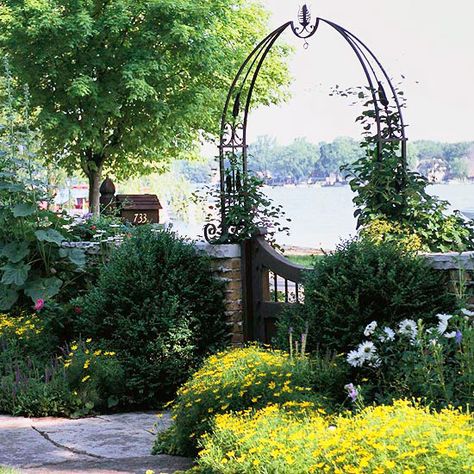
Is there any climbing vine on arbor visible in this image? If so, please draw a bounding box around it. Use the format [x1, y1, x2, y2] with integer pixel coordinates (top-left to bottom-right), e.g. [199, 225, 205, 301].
[335, 85, 474, 252]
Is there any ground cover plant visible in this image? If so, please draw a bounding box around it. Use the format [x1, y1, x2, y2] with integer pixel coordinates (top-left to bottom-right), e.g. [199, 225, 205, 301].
[154, 346, 323, 457]
[74, 226, 228, 408]
[196, 401, 474, 473]
[0, 311, 124, 417]
[277, 238, 457, 353]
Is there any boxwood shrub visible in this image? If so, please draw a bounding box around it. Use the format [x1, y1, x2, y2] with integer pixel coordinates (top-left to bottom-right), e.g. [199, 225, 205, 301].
[73, 226, 228, 407]
[277, 239, 457, 352]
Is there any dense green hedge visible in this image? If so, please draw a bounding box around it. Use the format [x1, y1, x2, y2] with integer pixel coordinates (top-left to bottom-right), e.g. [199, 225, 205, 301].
[74, 226, 229, 407]
[277, 239, 457, 352]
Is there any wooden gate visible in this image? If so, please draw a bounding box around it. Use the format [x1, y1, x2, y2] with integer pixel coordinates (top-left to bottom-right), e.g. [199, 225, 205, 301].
[242, 234, 308, 343]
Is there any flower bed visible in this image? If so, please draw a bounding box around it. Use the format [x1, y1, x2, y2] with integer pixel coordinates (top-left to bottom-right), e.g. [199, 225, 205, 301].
[153, 346, 323, 456]
[197, 401, 474, 473]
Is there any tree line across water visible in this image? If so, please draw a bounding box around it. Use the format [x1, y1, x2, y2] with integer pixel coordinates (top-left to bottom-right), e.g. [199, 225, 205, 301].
[178, 136, 474, 185]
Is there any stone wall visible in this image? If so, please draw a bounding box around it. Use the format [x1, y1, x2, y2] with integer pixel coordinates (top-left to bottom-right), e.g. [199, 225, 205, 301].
[425, 252, 474, 308]
[64, 239, 474, 344]
[196, 243, 244, 345]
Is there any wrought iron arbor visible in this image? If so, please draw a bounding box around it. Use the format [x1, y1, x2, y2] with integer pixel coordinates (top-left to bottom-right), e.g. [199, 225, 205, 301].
[204, 5, 407, 244]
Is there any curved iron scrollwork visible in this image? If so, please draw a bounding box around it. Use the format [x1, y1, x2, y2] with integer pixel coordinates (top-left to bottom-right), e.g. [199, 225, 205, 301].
[205, 4, 407, 244]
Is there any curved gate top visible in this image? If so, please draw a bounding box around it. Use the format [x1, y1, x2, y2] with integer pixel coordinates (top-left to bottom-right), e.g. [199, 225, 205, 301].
[204, 4, 407, 245]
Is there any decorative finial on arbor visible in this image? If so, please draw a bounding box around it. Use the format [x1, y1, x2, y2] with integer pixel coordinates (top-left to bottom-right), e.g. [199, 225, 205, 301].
[298, 4, 311, 29]
[292, 4, 319, 48]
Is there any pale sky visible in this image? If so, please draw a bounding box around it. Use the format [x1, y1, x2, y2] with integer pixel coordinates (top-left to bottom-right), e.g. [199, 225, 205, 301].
[247, 0, 474, 144]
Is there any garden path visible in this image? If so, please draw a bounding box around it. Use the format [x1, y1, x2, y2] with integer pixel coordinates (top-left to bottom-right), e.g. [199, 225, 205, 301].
[0, 412, 192, 474]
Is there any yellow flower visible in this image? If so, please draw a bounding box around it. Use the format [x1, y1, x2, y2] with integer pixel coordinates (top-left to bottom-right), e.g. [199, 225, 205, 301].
[81, 375, 90, 383]
[83, 359, 90, 369]
[86, 338, 92, 343]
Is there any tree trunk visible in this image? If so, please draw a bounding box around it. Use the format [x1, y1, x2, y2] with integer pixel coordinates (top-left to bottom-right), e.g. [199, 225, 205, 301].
[87, 164, 104, 215]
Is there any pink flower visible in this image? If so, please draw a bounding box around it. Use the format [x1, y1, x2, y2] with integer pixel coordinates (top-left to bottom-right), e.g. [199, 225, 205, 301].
[34, 298, 45, 311]
[73, 306, 82, 315]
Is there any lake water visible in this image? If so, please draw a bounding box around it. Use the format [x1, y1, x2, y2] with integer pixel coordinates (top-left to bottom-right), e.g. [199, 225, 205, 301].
[173, 183, 474, 250]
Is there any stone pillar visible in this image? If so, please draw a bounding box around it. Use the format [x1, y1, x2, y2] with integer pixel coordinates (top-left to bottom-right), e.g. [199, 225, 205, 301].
[196, 243, 244, 345]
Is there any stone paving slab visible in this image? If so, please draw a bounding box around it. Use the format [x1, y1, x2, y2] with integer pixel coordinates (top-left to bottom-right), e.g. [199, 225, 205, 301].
[0, 412, 193, 474]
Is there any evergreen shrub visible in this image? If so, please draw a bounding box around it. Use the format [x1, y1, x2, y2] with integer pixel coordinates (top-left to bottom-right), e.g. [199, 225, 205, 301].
[277, 239, 457, 352]
[74, 226, 228, 407]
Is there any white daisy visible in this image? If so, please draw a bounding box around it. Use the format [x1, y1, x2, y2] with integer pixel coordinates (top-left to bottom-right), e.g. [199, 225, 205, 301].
[436, 313, 452, 335]
[347, 349, 364, 367]
[379, 326, 395, 342]
[444, 331, 456, 339]
[398, 319, 418, 340]
[364, 321, 378, 337]
[461, 308, 474, 317]
[369, 357, 382, 368]
[357, 340, 379, 364]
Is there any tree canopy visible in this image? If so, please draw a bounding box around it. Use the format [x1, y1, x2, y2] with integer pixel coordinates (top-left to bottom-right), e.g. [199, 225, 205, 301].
[235, 136, 474, 186]
[0, 0, 290, 211]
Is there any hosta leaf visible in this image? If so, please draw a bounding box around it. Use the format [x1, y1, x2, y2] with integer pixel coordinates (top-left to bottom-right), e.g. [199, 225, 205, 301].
[0, 286, 19, 311]
[1, 262, 31, 286]
[12, 203, 37, 217]
[0, 182, 24, 192]
[24, 277, 63, 301]
[1, 242, 30, 263]
[61, 249, 86, 267]
[35, 229, 65, 246]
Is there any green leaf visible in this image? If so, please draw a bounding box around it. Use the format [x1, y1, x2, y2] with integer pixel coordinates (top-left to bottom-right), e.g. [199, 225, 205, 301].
[0, 286, 19, 311]
[1, 242, 30, 263]
[0, 182, 24, 192]
[24, 277, 63, 301]
[1, 262, 31, 286]
[59, 247, 86, 267]
[107, 395, 119, 409]
[35, 229, 65, 246]
[12, 203, 36, 217]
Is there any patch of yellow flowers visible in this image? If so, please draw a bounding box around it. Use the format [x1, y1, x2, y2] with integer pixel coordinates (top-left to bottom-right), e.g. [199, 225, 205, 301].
[198, 400, 474, 473]
[0, 312, 43, 338]
[157, 346, 318, 455]
[361, 218, 423, 252]
[62, 338, 116, 383]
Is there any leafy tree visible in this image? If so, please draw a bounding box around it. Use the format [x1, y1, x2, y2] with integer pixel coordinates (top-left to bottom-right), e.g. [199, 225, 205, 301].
[318, 137, 362, 176]
[414, 140, 445, 161]
[248, 135, 278, 176]
[273, 137, 320, 182]
[449, 157, 469, 180]
[442, 142, 473, 163]
[0, 0, 290, 212]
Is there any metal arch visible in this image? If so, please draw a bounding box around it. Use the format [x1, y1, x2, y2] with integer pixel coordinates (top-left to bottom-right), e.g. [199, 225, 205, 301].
[204, 5, 407, 244]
